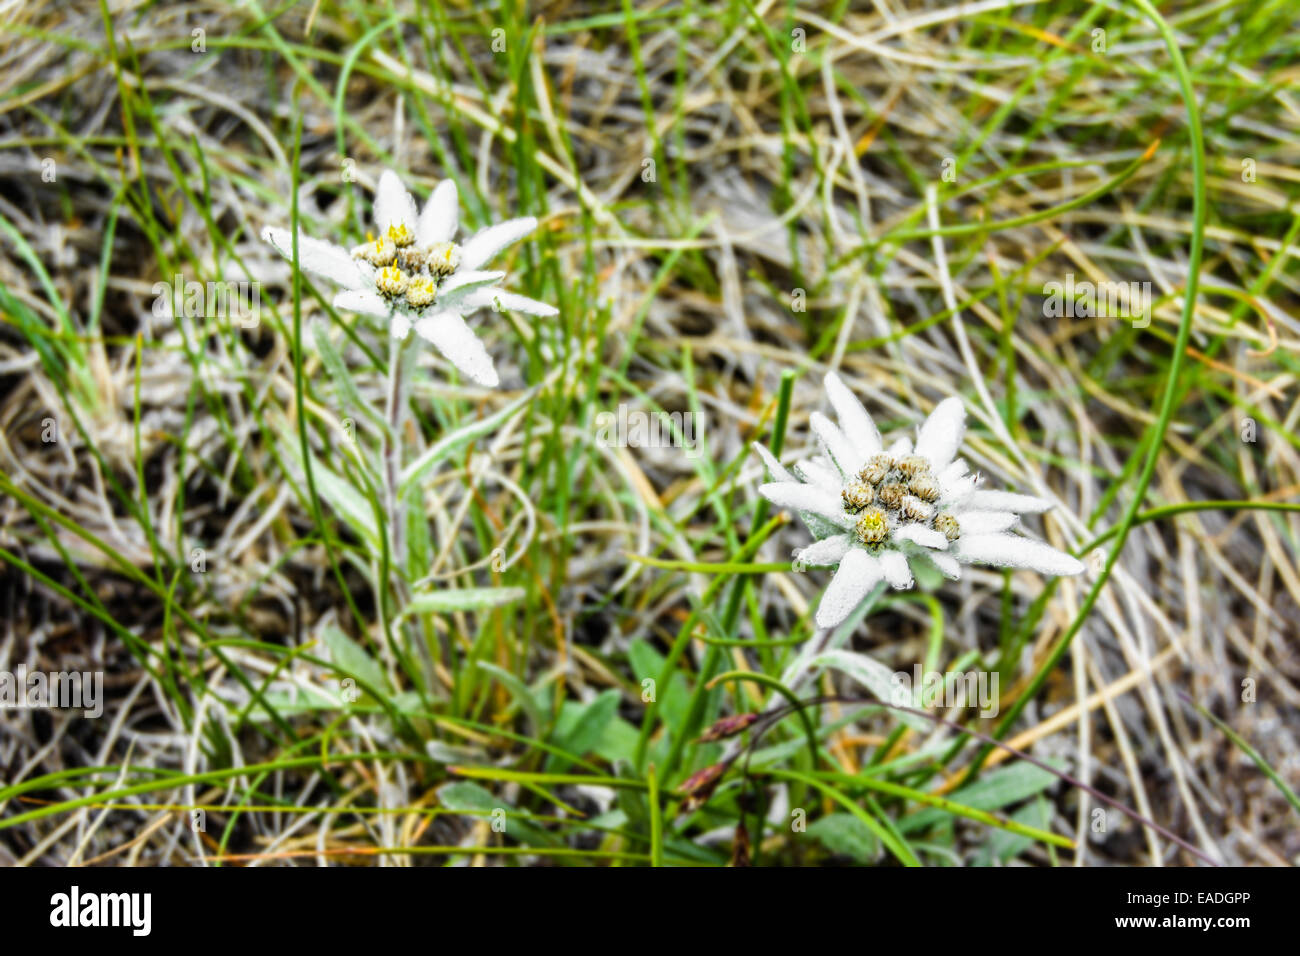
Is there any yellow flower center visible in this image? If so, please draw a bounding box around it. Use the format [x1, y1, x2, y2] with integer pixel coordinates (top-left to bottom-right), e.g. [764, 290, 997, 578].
[375, 265, 408, 298]
[350, 231, 464, 311]
[404, 276, 438, 309]
[351, 236, 396, 267]
[386, 222, 416, 248]
[427, 241, 460, 277]
[855, 507, 889, 544]
[843, 454, 958, 548]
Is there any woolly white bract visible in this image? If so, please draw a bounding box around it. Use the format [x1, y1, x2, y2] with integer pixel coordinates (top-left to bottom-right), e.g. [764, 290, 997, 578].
[755, 372, 1085, 629]
[262, 169, 557, 387]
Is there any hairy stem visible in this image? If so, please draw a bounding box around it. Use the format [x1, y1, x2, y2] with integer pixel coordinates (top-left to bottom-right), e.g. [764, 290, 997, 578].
[383, 330, 407, 567]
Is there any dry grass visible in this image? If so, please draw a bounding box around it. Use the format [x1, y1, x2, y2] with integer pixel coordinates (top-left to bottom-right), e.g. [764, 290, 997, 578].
[0, 0, 1297, 866]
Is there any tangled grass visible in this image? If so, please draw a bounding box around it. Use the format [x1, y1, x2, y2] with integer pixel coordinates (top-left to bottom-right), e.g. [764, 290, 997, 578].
[0, 0, 1297, 866]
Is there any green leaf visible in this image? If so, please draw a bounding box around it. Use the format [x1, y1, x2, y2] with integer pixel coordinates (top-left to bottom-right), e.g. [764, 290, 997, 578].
[628, 639, 689, 760]
[403, 481, 433, 581]
[283, 440, 381, 549]
[247, 686, 340, 718]
[804, 648, 928, 731]
[911, 551, 946, 590]
[436, 781, 500, 812]
[321, 625, 390, 695]
[550, 690, 620, 766]
[594, 715, 642, 764]
[951, 761, 1061, 809]
[475, 661, 544, 735]
[808, 812, 880, 863]
[900, 761, 1061, 834]
[436, 781, 553, 848]
[800, 512, 846, 541]
[404, 586, 525, 616]
[628, 640, 688, 727]
[400, 386, 537, 492]
[982, 797, 1052, 864]
[312, 319, 385, 433]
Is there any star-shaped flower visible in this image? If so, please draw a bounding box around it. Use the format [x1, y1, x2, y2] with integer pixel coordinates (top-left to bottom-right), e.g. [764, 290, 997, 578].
[755, 372, 1085, 629]
[262, 169, 557, 387]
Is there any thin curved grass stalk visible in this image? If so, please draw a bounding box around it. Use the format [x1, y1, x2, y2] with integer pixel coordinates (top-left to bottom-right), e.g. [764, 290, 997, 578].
[725, 694, 1220, 867]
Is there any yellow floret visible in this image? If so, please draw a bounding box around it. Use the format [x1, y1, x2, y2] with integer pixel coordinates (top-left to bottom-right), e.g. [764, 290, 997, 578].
[841, 482, 875, 513]
[859, 454, 893, 485]
[351, 236, 396, 267]
[386, 222, 416, 248]
[405, 276, 438, 309]
[397, 246, 427, 273]
[896, 455, 930, 478]
[934, 513, 961, 541]
[856, 507, 889, 545]
[877, 482, 906, 510]
[909, 473, 941, 502]
[376, 265, 408, 298]
[427, 241, 461, 277]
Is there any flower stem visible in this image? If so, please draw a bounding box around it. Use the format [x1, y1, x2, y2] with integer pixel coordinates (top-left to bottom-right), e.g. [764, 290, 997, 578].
[383, 329, 409, 572]
[381, 329, 441, 691]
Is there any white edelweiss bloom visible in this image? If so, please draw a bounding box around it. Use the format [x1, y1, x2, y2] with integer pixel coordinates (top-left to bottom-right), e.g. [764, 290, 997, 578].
[755, 371, 1085, 629]
[261, 169, 557, 387]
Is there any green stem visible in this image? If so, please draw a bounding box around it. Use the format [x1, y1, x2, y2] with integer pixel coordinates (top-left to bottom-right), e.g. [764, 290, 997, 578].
[647, 371, 797, 781]
[1081, 500, 1300, 553]
[961, 0, 1207, 785]
[383, 327, 408, 571]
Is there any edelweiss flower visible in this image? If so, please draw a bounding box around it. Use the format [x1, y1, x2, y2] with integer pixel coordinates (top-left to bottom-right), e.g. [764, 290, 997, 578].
[755, 372, 1085, 629]
[262, 169, 557, 387]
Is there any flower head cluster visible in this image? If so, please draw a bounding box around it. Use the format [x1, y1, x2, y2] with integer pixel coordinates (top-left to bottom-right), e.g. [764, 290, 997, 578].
[262, 169, 556, 387]
[755, 372, 1084, 629]
[838, 451, 957, 548]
